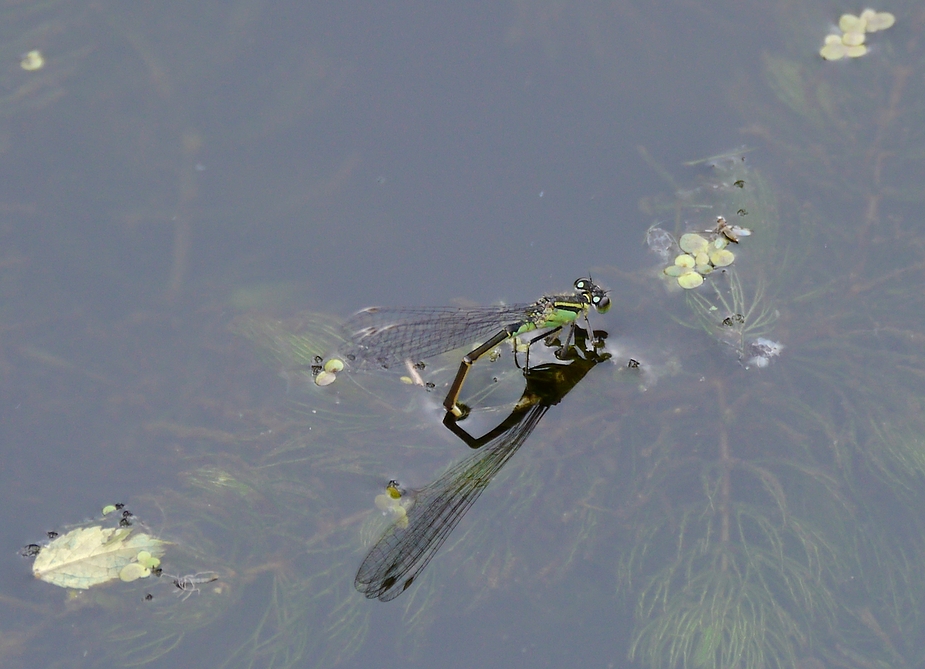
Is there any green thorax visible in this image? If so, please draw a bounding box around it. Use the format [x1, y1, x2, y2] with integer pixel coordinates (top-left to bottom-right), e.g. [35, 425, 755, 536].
[516, 293, 591, 335]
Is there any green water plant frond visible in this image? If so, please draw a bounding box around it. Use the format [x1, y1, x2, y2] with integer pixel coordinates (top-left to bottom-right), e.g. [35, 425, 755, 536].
[230, 313, 344, 376]
[626, 496, 840, 669]
[632, 556, 804, 669]
[684, 267, 779, 356]
[864, 418, 925, 500]
[218, 569, 368, 669]
[816, 510, 925, 669]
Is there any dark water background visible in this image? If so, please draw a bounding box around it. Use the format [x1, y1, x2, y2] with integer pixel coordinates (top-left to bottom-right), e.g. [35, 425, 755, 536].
[2, 1, 924, 668]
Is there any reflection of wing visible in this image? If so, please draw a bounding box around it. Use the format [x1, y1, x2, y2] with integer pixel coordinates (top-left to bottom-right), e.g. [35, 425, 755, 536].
[355, 404, 548, 601]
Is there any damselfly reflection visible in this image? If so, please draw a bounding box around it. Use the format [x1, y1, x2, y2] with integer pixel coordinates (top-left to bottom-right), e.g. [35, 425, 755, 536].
[355, 329, 610, 601]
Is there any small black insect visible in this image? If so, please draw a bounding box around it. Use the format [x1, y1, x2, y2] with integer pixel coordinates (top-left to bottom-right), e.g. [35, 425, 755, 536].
[144, 594, 153, 601]
[733, 179, 745, 188]
[114, 503, 125, 510]
[119, 517, 133, 527]
[737, 208, 748, 216]
[627, 359, 640, 369]
[46, 531, 59, 539]
[19, 544, 41, 557]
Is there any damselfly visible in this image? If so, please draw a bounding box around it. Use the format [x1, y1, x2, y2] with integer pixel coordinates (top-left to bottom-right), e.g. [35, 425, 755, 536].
[339, 278, 610, 416]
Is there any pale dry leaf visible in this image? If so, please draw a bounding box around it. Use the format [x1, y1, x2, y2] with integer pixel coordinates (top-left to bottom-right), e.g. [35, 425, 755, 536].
[32, 525, 166, 589]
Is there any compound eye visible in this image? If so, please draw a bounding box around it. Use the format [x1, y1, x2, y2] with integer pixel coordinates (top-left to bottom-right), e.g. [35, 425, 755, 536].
[594, 294, 611, 313]
[574, 278, 589, 291]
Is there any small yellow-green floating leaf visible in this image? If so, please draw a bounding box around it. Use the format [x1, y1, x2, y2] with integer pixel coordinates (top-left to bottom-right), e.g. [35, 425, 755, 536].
[674, 253, 696, 268]
[663, 265, 686, 277]
[839, 13, 865, 33]
[399, 375, 414, 384]
[863, 9, 894, 32]
[695, 264, 713, 275]
[694, 251, 710, 267]
[20, 50, 44, 71]
[679, 233, 709, 254]
[842, 31, 865, 46]
[119, 563, 151, 582]
[710, 249, 736, 267]
[32, 526, 166, 589]
[314, 370, 337, 386]
[323, 358, 345, 373]
[712, 237, 728, 250]
[374, 494, 393, 512]
[821, 35, 847, 60]
[136, 551, 160, 569]
[374, 493, 409, 527]
[677, 271, 704, 289]
[101, 505, 118, 516]
[845, 44, 868, 57]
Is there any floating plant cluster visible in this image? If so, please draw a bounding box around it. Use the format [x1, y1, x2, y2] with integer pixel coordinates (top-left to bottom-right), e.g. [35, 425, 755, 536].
[660, 216, 750, 290]
[820, 9, 895, 60]
[373, 481, 409, 528]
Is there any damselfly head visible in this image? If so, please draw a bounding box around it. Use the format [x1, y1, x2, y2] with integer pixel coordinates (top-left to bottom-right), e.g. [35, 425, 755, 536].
[593, 293, 611, 313]
[575, 277, 611, 313]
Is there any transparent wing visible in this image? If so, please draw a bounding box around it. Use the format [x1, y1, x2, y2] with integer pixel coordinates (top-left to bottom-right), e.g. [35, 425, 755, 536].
[355, 403, 548, 601]
[340, 304, 535, 368]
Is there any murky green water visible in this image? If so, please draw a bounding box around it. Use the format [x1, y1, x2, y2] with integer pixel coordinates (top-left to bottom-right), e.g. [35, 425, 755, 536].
[3, 1, 925, 668]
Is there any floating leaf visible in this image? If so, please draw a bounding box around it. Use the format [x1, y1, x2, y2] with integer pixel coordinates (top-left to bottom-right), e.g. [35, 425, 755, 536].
[844, 44, 867, 58]
[314, 370, 337, 386]
[20, 50, 44, 71]
[32, 526, 166, 589]
[119, 563, 151, 582]
[710, 249, 736, 267]
[842, 31, 865, 47]
[678, 271, 704, 289]
[838, 13, 865, 33]
[824, 9, 891, 60]
[819, 42, 842, 61]
[136, 550, 160, 569]
[323, 358, 345, 373]
[374, 494, 409, 528]
[679, 233, 709, 254]
[820, 35, 857, 61]
[862, 9, 894, 32]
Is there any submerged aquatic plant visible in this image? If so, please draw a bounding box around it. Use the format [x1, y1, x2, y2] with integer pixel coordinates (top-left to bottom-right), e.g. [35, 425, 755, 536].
[617, 146, 925, 669]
